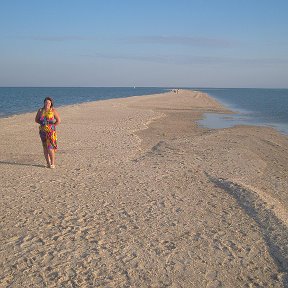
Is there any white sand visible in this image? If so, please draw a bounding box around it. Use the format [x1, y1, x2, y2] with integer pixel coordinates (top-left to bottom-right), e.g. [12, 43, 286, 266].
[0, 90, 288, 287]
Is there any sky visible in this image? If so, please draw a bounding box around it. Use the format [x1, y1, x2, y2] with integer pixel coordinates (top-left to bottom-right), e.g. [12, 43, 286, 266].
[1, 0, 288, 88]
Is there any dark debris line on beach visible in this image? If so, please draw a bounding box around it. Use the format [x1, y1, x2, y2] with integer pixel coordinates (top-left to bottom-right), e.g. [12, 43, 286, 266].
[206, 173, 288, 287]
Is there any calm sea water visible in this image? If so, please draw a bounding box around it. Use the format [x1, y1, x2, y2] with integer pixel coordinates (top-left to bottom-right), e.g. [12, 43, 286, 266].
[196, 88, 288, 135]
[0, 87, 287, 135]
[0, 87, 169, 118]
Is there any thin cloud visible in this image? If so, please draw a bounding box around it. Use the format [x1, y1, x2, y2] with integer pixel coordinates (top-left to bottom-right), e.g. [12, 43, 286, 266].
[28, 35, 235, 48]
[123, 36, 235, 48]
[81, 52, 288, 66]
[30, 36, 98, 42]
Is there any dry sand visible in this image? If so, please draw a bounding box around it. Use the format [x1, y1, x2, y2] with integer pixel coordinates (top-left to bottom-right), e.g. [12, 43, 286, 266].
[0, 89, 288, 287]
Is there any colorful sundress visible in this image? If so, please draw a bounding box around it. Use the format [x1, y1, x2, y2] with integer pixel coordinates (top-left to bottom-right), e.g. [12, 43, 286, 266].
[39, 108, 57, 150]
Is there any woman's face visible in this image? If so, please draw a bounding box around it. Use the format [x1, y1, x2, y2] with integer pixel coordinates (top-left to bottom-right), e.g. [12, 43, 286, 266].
[44, 99, 52, 110]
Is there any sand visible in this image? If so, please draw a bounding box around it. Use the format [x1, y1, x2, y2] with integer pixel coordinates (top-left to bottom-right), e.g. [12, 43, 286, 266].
[0, 89, 287, 287]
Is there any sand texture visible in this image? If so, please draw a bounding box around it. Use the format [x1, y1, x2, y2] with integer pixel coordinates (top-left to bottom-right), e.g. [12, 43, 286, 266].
[0, 90, 288, 287]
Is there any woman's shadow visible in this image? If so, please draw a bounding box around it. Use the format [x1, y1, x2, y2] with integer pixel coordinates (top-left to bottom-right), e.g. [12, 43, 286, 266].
[0, 160, 46, 168]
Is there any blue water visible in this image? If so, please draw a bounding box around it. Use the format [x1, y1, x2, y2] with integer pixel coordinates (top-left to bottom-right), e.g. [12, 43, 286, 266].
[196, 88, 288, 135]
[0, 87, 287, 135]
[0, 87, 169, 118]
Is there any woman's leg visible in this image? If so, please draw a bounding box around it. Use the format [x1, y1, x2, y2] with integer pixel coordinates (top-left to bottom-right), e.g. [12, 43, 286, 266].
[42, 145, 51, 166]
[48, 148, 55, 167]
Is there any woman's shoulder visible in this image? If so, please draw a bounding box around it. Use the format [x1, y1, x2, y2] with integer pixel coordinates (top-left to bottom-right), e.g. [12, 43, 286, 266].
[52, 108, 59, 114]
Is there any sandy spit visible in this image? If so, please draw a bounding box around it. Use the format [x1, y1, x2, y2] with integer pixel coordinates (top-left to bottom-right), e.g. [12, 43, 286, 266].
[0, 89, 288, 287]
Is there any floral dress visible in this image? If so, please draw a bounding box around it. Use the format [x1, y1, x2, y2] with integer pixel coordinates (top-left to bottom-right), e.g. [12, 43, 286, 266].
[39, 108, 57, 150]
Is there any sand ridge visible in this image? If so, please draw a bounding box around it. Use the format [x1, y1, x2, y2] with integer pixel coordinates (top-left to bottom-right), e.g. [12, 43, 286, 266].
[0, 90, 288, 287]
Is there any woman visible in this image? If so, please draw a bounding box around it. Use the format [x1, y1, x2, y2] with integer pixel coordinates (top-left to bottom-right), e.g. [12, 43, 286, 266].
[35, 97, 61, 168]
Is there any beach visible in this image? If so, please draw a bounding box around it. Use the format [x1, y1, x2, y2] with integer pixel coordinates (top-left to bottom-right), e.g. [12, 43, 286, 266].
[0, 89, 288, 287]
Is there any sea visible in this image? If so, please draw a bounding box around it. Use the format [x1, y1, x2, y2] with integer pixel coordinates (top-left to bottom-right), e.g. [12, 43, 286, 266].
[0, 87, 169, 118]
[0, 87, 287, 135]
[196, 88, 288, 135]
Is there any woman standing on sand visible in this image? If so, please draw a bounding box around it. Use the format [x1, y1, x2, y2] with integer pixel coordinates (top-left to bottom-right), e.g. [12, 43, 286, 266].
[35, 97, 61, 168]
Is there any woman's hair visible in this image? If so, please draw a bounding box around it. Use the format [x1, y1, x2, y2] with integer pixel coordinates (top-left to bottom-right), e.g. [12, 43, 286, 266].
[43, 97, 54, 108]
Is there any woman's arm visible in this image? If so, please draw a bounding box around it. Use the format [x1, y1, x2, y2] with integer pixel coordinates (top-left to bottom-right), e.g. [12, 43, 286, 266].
[53, 109, 61, 125]
[35, 109, 42, 124]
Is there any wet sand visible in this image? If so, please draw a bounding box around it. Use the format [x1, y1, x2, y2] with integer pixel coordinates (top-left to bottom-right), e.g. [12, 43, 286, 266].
[0, 89, 288, 287]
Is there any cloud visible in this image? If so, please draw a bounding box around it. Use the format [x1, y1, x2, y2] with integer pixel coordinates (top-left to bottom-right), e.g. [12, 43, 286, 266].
[123, 36, 235, 48]
[30, 35, 97, 42]
[81, 52, 288, 67]
[28, 34, 234, 48]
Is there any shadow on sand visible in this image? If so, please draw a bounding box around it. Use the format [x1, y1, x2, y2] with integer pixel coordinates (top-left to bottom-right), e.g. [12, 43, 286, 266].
[206, 173, 288, 287]
[0, 161, 46, 168]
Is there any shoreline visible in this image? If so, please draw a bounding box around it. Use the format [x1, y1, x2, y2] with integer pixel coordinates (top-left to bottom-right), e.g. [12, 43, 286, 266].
[1, 87, 288, 137]
[0, 87, 170, 119]
[1, 89, 287, 287]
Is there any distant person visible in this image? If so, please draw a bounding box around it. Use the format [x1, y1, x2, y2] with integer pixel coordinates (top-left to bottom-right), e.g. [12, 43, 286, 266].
[35, 97, 61, 168]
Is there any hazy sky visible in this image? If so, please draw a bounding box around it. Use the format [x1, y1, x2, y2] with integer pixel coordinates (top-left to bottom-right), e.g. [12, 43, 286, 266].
[1, 0, 288, 87]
